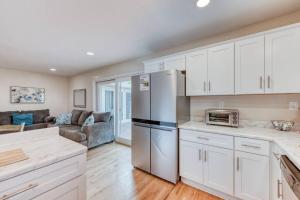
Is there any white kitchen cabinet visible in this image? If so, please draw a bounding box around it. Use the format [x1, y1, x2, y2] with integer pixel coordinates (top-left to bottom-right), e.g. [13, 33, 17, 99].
[186, 50, 208, 96]
[203, 145, 234, 195]
[265, 26, 300, 94]
[271, 144, 283, 200]
[144, 61, 163, 73]
[144, 55, 186, 74]
[34, 175, 86, 200]
[235, 36, 265, 94]
[179, 140, 204, 184]
[207, 43, 235, 95]
[235, 151, 270, 200]
[164, 55, 186, 71]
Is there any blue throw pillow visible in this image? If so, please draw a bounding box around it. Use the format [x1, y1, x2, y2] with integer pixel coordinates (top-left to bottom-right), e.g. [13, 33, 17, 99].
[81, 115, 94, 132]
[55, 113, 72, 125]
[12, 113, 33, 126]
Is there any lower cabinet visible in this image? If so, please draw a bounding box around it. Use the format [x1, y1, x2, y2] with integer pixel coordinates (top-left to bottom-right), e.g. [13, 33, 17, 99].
[179, 140, 204, 184]
[179, 140, 234, 195]
[235, 151, 270, 200]
[203, 145, 234, 195]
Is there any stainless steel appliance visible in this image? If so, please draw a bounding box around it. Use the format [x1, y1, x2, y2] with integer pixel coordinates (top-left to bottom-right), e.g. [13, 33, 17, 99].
[205, 109, 239, 127]
[131, 70, 190, 184]
[280, 155, 300, 200]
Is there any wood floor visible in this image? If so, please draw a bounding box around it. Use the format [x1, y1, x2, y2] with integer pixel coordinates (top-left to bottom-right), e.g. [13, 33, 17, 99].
[87, 143, 222, 200]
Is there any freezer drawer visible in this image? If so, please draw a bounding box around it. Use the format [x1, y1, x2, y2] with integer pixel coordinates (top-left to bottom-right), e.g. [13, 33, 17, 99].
[131, 123, 151, 173]
[151, 126, 178, 183]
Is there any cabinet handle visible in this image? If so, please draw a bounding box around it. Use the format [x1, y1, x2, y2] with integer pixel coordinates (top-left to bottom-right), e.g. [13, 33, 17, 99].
[277, 179, 282, 198]
[198, 149, 201, 161]
[260, 76, 263, 89]
[208, 81, 211, 92]
[267, 76, 271, 88]
[1, 183, 39, 200]
[237, 157, 240, 171]
[203, 82, 206, 92]
[204, 150, 207, 162]
[241, 144, 261, 149]
[197, 136, 209, 141]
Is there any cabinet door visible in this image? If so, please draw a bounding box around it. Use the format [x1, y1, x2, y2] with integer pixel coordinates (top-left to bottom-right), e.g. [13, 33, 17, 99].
[144, 61, 163, 73]
[164, 55, 186, 71]
[208, 43, 235, 95]
[235, 36, 265, 94]
[186, 50, 208, 96]
[235, 151, 270, 200]
[179, 140, 204, 184]
[271, 145, 283, 200]
[203, 145, 234, 195]
[265, 27, 300, 93]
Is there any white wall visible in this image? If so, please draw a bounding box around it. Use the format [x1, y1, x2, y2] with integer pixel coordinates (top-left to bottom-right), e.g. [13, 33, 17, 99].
[0, 68, 69, 116]
[69, 10, 300, 122]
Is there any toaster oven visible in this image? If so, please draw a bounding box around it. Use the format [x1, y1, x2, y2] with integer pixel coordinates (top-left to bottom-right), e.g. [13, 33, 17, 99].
[205, 109, 239, 127]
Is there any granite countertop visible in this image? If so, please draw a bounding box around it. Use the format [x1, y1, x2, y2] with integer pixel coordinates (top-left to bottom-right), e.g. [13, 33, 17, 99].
[179, 121, 300, 169]
[0, 127, 87, 182]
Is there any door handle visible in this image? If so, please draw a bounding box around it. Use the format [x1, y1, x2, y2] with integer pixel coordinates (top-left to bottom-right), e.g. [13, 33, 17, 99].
[198, 149, 201, 161]
[208, 81, 211, 92]
[241, 144, 261, 149]
[267, 76, 271, 88]
[203, 82, 206, 92]
[204, 150, 207, 162]
[197, 136, 209, 141]
[277, 179, 282, 198]
[1, 183, 39, 200]
[260, 76, 263, 89]
[150, 125, 175, 132]
[133, 123, 151, 128]
[237, 157, 240, 171]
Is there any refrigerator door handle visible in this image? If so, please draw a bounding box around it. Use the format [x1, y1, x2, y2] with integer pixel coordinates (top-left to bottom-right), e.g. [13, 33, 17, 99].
[150, 124, 176, 132]
[133, 122, 151, 128]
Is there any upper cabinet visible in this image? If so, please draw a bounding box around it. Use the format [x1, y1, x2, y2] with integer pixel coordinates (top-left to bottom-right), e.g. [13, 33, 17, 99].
[207, 43, 235, 95]
[145, 23, 300, 96]
[186, 50, 208, 96]
[186, 43, 235, 96]
[144, 55, 185, 74]
[265, 27, 300, 94]
[235, 36, 265, 94]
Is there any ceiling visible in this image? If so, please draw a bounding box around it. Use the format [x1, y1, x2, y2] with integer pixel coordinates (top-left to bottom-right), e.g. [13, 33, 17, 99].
[1, 0, 300, 76]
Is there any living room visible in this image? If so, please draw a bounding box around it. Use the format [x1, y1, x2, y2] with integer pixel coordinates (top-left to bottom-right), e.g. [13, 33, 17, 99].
[2, 1, 300, 200]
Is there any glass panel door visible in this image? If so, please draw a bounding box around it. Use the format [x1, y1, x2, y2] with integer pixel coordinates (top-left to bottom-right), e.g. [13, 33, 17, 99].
[95, 78, 132, 146]
[117, 80, 132, 144]
[96, 81, 116, 133]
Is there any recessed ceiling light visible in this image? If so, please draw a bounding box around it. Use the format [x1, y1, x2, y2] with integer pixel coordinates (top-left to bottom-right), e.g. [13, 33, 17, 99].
[86, 51, 95, 56]
[49, 68, 56, 72]
[197, 0, 210, 8]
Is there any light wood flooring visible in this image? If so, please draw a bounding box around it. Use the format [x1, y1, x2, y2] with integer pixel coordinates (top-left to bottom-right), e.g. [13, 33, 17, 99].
[87, 143, 222, 200]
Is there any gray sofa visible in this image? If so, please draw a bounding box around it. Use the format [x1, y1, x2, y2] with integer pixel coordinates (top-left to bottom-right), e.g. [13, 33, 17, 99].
[0, 109, 55, 133]
[58, 110, 114, 149]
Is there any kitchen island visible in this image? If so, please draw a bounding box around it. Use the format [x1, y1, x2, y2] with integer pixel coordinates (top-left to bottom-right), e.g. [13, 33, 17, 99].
[0, 127, 87, 200]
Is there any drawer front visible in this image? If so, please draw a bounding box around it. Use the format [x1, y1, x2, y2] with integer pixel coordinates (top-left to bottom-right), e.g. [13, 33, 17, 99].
[235, 137, 269, 156]
[180, 129, 233, 149]
[34, 175, 86, 200]
[0, 153, 86, 200]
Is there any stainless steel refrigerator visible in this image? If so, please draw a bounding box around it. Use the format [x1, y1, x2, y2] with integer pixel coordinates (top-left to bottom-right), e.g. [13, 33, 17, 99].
[131, 70, 190, 184]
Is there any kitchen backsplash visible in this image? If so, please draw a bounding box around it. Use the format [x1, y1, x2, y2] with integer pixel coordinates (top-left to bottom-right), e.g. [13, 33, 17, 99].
[190, 94, 300, 124]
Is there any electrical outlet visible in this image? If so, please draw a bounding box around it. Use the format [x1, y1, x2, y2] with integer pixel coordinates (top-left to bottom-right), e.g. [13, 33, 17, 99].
[289, 102, 299, 111]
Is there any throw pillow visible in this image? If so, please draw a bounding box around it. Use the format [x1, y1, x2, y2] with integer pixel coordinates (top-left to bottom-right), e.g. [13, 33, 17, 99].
[55, 113, 72, 125]
[12, 113, 33, 126]
[81, 115, 95, 132]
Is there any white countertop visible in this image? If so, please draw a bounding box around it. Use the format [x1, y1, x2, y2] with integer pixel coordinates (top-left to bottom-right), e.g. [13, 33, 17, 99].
[0, 127, 87, 182]
[179, 121, 300, 169]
